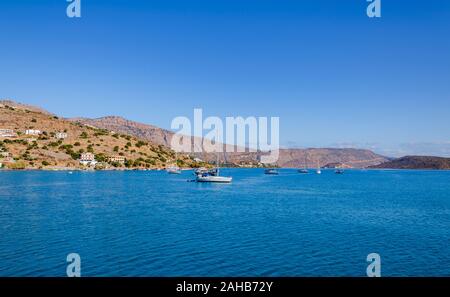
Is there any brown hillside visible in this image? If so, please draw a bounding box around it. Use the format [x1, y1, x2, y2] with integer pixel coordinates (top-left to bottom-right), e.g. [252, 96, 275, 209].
[70, 116, 389, 168]
[0, 102, 201, 170]
[370, 156, 450, 169]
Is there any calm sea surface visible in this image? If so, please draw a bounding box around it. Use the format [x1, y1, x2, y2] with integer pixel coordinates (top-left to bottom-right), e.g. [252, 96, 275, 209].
[0, 169, 449, 276]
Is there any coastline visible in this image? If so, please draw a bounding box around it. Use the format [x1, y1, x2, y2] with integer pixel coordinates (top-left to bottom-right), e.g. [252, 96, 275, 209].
[2, 167, 450, 172]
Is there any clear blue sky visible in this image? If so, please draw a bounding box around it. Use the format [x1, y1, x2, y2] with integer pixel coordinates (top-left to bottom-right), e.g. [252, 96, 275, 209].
[1, 0, 449, 156]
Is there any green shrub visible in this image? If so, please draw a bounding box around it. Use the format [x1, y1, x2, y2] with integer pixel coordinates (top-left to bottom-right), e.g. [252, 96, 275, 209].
[145, 159, 156, 165]
[70, 152, 81, 160]
[7, 162, 26, 170]
[111, 161, 122, 168]
[135, 140, 147, 148]
[95, 153, 107, 162]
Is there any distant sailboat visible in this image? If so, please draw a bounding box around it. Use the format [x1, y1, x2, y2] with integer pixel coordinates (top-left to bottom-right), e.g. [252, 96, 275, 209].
[264, 168, 279, 175]
[298, 152, 309, 174]
[167, 166, 181, 174]
[166, 152, 181, 174]
[316, 161, 321, 174]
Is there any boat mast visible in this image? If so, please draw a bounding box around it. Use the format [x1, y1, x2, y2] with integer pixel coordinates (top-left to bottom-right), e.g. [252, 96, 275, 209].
[216, 154, 220, 176]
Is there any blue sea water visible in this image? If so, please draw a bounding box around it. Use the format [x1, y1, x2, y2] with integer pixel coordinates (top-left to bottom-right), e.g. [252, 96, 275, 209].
[0, 169, 449, 276]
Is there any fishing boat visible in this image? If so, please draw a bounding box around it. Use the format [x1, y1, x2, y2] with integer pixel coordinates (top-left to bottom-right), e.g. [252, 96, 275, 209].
[264, 168, 279, 175]
[335, 169, 344, 174]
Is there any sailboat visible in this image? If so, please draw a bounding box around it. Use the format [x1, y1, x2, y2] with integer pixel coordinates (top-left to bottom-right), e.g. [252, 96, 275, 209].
[167, 166, 181, 174]
[196, 155, 232, 183]
[298, 152, 309, 174]
[316, 161, 322, 174]
[264, 168, 279, 175]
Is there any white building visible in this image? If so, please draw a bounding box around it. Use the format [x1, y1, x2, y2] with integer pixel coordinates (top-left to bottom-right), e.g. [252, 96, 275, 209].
[0, 129, 16, 138]
[55, 132, 68, 139]
[80, 152, 97, 166]
[108, 155, 126, 164]
[25, 129, 41, 136]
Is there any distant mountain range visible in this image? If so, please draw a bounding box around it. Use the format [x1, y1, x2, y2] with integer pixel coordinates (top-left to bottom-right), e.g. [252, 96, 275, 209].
[370, 156, 450, 170]
[4, 99, 449, 170]
[68, 114, 389, 168]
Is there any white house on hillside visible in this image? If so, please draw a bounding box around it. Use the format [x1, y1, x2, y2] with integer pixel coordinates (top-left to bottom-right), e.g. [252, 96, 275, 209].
[55, 132, 68, 139]
[25, 129, 41, 136]
[80, 152, 97, 166]
[0, 129, 17, 138]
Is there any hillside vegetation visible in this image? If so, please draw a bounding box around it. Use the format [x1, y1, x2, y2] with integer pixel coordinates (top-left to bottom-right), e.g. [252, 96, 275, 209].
[71, 116, 389, 168]
[0, 102, 205, 170]
[1, 99, 393, 170]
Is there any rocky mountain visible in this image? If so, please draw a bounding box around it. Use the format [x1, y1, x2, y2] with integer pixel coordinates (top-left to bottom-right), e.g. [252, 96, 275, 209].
[70, 116, 173, 147]
[69, 115, 389, 168]
[1, 99, 392, 169]
[369, 156, 450, 169]
[277, 148, 388, 168]
[0, 101, 204, 170]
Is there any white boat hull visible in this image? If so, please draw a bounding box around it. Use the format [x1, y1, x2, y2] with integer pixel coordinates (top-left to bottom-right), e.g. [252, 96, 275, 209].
[265, 169, 279, 175]
[196, 176, 232, 183]
[166, 166, 181, 174]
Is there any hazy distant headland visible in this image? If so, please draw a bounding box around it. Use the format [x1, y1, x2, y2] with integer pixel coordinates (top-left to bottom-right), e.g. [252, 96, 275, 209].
[369, 156, 450, 170]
